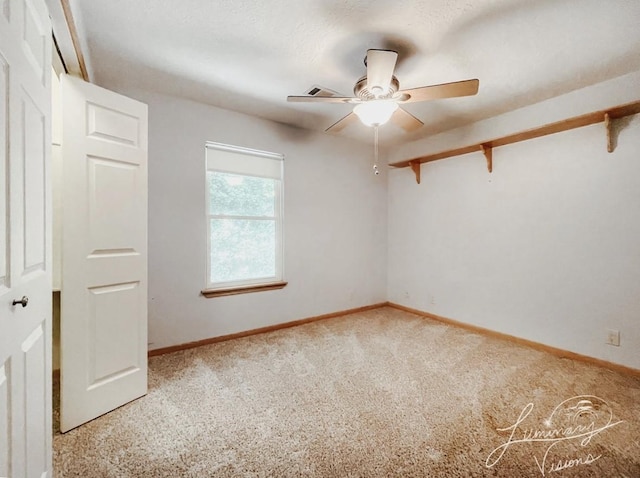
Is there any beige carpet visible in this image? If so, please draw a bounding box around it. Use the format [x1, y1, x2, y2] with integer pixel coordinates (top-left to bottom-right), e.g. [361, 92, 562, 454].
[53, 307, 640, 477]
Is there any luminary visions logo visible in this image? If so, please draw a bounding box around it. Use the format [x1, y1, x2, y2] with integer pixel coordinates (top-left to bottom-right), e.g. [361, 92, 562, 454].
[486, 395, 623, 476]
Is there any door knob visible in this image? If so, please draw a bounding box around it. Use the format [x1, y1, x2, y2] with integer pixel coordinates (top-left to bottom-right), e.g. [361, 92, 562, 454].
[12, 296, 28, 308]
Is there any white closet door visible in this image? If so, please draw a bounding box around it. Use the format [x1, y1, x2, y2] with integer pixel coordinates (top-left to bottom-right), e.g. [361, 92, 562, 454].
[60, 75, 148, 432]
[0, 0, 52, 475]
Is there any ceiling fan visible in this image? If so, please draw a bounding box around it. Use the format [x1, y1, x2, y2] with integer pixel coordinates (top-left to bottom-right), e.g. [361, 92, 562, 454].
[287, 49, 479, 133]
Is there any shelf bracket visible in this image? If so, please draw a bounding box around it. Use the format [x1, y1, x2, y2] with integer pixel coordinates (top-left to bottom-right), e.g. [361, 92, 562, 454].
[481, 144, 493, 173]
[604, 113, 614, 153]
[409, 161, 421, 184]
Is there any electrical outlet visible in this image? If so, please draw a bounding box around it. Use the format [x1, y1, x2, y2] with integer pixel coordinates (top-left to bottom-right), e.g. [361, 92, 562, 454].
[606, 329, 620, 347]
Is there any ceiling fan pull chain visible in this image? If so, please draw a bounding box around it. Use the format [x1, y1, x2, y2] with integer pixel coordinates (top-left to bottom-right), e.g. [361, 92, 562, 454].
[373, 125, 380, 176]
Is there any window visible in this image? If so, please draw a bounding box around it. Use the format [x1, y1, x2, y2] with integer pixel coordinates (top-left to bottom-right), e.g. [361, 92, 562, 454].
[203, 142, 285, 296]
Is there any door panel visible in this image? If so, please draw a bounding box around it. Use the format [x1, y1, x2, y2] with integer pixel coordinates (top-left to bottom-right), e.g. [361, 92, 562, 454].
[0, 55, 8, 291]
[23, 0, 46, 82]
[0, 361, 9, 476]
[89, 282, 141, 383]
[88, 156, 140, 251]
[1, 0, 9, 23]
[60, 75, 148, 432]
[87, 102, 141, 146]
[22, 324, 47, 478]
[22, 92, 47, 274]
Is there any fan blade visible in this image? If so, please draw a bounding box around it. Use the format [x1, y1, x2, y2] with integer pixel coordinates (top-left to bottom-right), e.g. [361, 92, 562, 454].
[366, 49, 398, 96]
[325, 112, 359, 133]
[287, 95, 358, 103]
[398, 79, 479, 103]
[391, 107, 424, 132]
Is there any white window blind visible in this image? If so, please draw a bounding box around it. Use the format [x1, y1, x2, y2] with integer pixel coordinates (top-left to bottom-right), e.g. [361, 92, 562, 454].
[206, 143, 283, 179]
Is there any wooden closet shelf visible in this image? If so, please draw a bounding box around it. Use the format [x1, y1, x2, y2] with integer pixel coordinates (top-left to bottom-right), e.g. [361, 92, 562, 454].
[389, 99, 640, 180]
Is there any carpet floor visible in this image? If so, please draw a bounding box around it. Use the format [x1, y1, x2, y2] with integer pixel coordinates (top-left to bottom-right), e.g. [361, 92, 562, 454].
[53, 306, 640, 477]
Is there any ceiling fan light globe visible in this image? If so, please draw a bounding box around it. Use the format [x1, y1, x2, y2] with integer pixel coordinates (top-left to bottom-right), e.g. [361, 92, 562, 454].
[354, 101, 398, 127]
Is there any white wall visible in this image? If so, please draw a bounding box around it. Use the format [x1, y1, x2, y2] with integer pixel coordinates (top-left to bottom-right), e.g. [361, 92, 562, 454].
[109, 89, 387, 350]
[388, 71, 640, 369]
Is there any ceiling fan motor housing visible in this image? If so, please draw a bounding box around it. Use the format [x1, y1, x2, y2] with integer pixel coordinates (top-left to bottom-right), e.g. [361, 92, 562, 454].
[354, 75, 400, 100]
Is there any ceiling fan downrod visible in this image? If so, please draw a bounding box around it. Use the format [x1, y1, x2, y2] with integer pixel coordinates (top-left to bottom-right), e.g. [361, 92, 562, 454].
[373, 125, 380, 176]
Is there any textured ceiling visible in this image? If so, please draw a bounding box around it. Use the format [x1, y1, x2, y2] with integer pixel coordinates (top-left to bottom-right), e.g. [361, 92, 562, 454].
[69, 0, 640, 145]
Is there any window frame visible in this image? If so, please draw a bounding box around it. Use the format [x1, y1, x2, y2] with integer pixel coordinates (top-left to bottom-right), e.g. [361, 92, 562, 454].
[203, 142, 285, 295]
